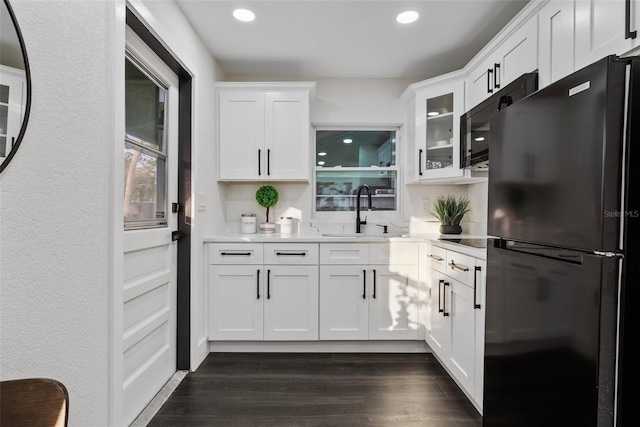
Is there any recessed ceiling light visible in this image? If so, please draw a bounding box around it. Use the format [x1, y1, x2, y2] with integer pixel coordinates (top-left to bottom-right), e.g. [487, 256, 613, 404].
[318, 161, 325, 166]
[397, 11, 419, 24]
[427, 112, 440, 117]
[343, 138, 353, 144]
[318, 152, 327, 156]
[475, 137, 485, 142]
[233, 8, 255, 22]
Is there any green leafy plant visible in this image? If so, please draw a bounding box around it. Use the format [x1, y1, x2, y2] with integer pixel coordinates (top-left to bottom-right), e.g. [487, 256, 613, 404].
[429, 195, 471, 226]
[255, 185, 279, 223]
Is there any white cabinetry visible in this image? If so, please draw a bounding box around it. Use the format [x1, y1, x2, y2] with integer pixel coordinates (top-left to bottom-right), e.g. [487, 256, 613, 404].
[426, 244, 485, 412]
[319, 242, 420, 340]
[467, 17, 538, 108]
[217, 83, 314, 181]
[403, 76, 466, 183]
[538, 0, 576, 89]
[575, 0, 640, 70]
[208, 243, 319, 341]
[0, 65, 26, 159]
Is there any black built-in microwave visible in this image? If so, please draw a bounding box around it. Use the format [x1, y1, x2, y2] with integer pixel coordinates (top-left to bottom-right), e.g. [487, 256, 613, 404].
[460, 71, 538, 169]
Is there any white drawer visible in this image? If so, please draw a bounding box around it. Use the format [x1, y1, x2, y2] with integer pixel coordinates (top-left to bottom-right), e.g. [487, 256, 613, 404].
[445, 250, 477, 287]
[320, 243, 370, 264]
[264, 243, 319, 265]
[209, 243, 263, 265]
[370, 242, 419, 265]
[427, 245, 447, 273]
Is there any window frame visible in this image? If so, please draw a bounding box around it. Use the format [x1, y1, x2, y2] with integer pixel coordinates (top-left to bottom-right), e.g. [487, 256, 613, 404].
[312, 125, 403, 221]
[123, 52, 170, 230]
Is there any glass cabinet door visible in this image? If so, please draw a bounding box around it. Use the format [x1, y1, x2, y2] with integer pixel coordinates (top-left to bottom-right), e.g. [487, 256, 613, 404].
[416, 80, 464, 180]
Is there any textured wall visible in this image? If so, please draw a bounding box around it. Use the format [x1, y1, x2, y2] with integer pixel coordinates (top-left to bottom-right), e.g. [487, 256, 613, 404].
[0, 1, 115, 425]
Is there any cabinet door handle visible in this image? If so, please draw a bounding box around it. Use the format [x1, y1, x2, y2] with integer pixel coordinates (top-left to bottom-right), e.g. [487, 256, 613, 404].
[258, 149, 262, 176]
[267, 269, 271, 299]
[493, 63, 501, 89]
[373, 269, 377, 299]
[267, 149, 271, 176]
[443, 282, 450, 317]
[220, 252, 252, 256]
[418, 149, 423, 176]
[473, 266, 481, 309]
[362, 269, 367, 299]
[257, 269, 261, 299]
[428, 254, 444, 261]
[438, 279, 444, 313]
[627, 0, 637, 39]
[449, 260, 469, 272]
[275, 252, 306, 256]
[487, 68, 494, 94]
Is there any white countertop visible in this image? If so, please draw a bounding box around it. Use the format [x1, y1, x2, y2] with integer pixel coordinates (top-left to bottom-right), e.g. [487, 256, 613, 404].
[204, 233, 489, 259]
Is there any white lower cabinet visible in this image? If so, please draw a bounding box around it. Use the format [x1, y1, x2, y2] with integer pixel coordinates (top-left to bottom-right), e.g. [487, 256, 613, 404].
[319, 243, 420, 341]
[427, 244, 485, 412]
[208, 243, 319, 341]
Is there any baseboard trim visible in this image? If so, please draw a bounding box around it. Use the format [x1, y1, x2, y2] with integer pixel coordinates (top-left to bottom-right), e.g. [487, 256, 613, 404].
[207, 340, 430, 353]
[129, 370, 188, 427]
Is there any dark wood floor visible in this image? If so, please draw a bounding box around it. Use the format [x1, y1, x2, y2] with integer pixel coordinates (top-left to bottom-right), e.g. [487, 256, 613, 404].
[148, 353, 482, 426]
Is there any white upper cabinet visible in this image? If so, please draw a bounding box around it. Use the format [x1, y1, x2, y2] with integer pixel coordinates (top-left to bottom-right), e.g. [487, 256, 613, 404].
[538, 0, 576, 89]
[575, 0, 640, 70]
[403, 77, 466, 183]
[217, 83, 314, 181]
[468, 17, 538, 108]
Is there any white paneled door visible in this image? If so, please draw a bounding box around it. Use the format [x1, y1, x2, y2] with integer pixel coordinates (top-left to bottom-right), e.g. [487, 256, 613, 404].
[121, 28, 179, 426]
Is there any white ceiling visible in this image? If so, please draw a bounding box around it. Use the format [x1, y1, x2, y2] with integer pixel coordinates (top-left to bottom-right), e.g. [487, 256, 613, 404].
[175, 0, 529, 80]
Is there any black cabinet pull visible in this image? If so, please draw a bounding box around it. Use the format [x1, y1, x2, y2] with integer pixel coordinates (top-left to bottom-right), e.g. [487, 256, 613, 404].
[373, 269, 377, 299]
[443, 282, 450, 317]
[267, 269, 271, 299]
[494, 63, 501, 89]
[473, 266, 481, 309]
[275, 252, 306, 256]
[257, 269, 261, 299]
[220, 252, 251, 256]
[487, 68, 494, 94]
[267, 149, 271, 175]
[438, 279, 444, 313]
[258, 149, 262, 175]
[627, 0, 637, 39]
[418, 149, 423, 175]
[362, 269, 366, 299]
[497, 95, 513, 112]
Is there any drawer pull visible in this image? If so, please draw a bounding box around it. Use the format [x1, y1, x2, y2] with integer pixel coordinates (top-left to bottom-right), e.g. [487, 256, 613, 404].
[473, 266, 481, 309]
[275, 252, 306, 256]
[428, 254, 444, 261]
[220, 252, 252, 256]
[449, 260, 469, 272]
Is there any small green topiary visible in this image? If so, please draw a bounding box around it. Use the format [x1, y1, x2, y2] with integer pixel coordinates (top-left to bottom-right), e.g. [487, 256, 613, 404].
[256, 185, 279, 223]
[429, 195, 471, 226]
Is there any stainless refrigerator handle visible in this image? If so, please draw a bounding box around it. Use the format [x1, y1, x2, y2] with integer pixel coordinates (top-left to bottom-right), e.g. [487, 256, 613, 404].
[473, 266, 481, 309]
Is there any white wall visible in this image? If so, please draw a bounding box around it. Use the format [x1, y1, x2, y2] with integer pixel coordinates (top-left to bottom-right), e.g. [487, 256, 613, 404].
[0, 1, 118, 425]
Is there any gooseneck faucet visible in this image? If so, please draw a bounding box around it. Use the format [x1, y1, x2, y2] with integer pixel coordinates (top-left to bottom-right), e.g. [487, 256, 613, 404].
[355, 184, 372, 233]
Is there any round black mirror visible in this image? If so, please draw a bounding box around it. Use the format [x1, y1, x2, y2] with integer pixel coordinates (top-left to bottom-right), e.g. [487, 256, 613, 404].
[0, 0, 31, 173]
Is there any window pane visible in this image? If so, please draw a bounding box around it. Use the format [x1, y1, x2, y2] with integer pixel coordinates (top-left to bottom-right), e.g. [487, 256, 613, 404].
[0, 136, 6, 157]
[316, 130, 396, 167]
[124, 144, 166, 226]
[125, 59, 165, 152]
[0, 84, 8, 104]
[316, 170, 397, 212]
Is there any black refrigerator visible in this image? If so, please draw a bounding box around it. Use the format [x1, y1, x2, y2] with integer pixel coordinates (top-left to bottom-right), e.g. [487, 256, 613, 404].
[485, 55, 639, 427]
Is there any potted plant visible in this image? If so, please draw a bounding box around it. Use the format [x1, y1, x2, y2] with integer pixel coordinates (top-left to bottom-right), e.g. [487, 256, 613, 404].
[430, 195, 471, 234]
[256, 185, 279, 234]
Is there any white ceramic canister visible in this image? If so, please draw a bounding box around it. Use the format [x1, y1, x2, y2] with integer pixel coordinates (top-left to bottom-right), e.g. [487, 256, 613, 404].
[241, 214, 257, 234]
[279, 217, 293, 234]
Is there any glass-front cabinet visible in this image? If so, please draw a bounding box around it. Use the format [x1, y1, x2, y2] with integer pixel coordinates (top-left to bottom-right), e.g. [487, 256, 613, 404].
[403, 77, 465, 183]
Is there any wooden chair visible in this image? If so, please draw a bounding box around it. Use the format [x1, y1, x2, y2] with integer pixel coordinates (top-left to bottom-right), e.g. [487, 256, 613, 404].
[0, 378, 69, 427]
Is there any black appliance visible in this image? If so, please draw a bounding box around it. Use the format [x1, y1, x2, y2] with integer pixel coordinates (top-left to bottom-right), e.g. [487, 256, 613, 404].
[460, 71, 538, 170]
[484, 55, 639, 426]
